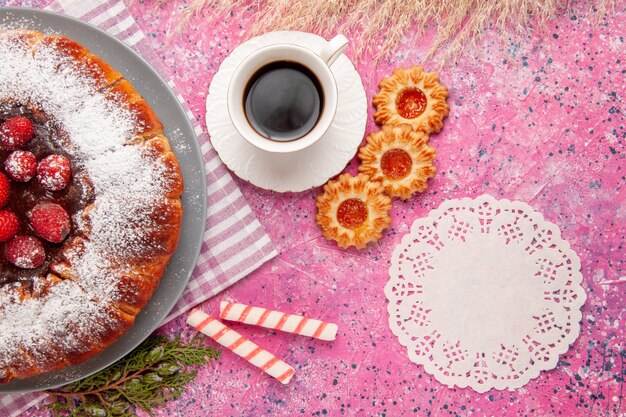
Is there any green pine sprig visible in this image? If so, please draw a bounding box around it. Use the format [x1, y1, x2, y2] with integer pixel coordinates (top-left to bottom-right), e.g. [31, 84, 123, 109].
[45, 333, 220, 417]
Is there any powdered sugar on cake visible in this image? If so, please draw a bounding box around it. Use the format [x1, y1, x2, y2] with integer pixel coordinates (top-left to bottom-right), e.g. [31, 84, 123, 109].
[0, 35, 172, 371]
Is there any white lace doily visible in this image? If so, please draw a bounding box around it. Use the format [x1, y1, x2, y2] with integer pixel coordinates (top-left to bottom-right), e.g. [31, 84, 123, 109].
[386, 195, 586, 392]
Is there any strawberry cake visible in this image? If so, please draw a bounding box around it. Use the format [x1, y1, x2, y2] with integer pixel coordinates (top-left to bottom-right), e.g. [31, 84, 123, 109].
[0, 29, 183, 383]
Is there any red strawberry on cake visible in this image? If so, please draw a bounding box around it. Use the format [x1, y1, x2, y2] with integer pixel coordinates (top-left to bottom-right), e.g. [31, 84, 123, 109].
[28, 202, 71, 243]
[5, 150, 37, 182]
[0, 116, 35, 150]
[5, 235, 46, 269]
[0, 210, 19, 242]
[37, 154, 71, 191]
[0, 173, 9, 208]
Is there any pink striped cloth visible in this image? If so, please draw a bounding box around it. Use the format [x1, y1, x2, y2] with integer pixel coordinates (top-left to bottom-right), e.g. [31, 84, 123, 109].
[0, 1, 277, 415]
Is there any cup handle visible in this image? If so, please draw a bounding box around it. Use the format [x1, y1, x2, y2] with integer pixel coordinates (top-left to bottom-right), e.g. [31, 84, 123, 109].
[319, 34, 349, 67]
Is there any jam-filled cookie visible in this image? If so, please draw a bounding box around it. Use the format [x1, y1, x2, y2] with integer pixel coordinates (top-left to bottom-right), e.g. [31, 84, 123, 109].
[372, 66, 449, 134]
[358, 124, 436, 200]
[316, 174, 392, 249]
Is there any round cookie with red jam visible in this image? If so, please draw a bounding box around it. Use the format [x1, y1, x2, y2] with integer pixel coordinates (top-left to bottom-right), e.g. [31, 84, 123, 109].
[0, 29, 183, 384]
[358, 124, 437, 200]
[315, 173, 392, 250]
[372, 66, 450, 134]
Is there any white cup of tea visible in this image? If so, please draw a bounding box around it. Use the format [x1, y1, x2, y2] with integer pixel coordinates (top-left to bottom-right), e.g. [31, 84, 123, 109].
[227, 34, 349, 153]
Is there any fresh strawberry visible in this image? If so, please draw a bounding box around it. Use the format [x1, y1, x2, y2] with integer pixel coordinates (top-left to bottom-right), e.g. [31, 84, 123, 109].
[28, 202, 71, 243]
[0, 116, 35, 150]
[6, 235, 46, 269]
[37, 154, 72, 191]
[4, 150, 37, 182]
[0, 210, 19, 242]
[0, 172, 10, 208]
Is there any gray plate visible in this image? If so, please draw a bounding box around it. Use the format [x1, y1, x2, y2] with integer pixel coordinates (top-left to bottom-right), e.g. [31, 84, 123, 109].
[0, 7, 207, 393]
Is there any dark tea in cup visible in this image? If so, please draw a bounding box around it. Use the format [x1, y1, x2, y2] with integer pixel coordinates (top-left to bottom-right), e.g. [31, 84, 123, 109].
[227, 35, 348, 153]
[243, 61, 324, 142]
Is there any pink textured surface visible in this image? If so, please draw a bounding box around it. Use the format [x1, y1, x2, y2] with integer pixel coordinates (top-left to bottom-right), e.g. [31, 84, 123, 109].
[12, 0, 626, 415]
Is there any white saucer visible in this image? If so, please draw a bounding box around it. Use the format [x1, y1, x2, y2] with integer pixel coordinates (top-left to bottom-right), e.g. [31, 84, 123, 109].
[206, 31, 367, 192]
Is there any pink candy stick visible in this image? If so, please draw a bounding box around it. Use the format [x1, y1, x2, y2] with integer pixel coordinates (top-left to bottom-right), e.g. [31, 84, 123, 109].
[219, 301, 338, 341]
[187, 308, 295, 384]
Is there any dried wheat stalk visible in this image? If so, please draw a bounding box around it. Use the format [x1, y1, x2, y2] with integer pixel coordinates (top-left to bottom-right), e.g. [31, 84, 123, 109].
[166, 0, 617, 63]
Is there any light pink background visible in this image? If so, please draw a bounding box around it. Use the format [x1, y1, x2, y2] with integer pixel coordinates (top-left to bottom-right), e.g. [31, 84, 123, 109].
[12, 0, 626, 415]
